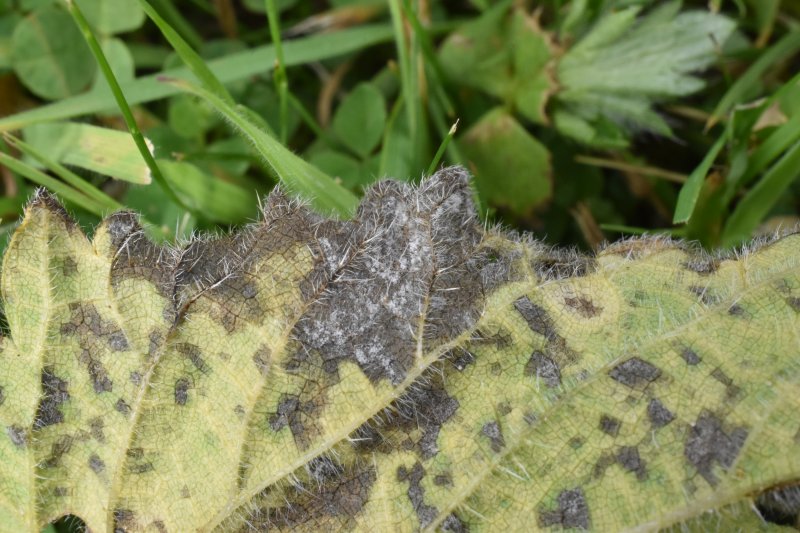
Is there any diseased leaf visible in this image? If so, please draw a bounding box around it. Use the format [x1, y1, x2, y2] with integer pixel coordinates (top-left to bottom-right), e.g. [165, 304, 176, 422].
[0, 168, 798, 532]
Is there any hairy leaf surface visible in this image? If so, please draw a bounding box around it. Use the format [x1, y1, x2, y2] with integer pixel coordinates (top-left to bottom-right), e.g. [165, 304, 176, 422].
[0, 168, 798, 532]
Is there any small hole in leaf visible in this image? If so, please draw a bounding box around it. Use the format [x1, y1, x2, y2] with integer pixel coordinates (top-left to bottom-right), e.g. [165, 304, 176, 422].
[43, 515, 87, 533]
[757, 484, 800, 527]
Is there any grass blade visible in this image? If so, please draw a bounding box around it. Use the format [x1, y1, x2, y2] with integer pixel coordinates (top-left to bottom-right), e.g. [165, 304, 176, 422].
[169, 78, 359, 217]
[65, 0, 187, 211]
[721, 139, 800, 246]
[147, 0, 203, 49]
[707, 30, 800, 128]
[576, 155, 687, 184]
[3, 132, 123, 212]
[138, 0, 234, 105]
[389, 0, 425, 177]
[0, 24, 394, 132]
[264, 0, 289, 143]
[427, 120, 457, 175]
[672, 131, 727, 224]
[0, 152, 108, 216]
[600, 223, 685, 237]
[737, 107, 800, 189]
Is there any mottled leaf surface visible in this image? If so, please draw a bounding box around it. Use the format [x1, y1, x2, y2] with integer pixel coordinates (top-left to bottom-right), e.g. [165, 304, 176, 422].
[0, 168, 798, 532]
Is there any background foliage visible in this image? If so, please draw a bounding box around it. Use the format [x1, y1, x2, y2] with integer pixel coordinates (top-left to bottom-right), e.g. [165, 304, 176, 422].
[0, 0, 799, 253]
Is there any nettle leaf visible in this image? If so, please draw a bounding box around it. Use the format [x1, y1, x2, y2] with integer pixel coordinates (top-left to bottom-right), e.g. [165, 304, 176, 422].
[0, 168, 799, 532]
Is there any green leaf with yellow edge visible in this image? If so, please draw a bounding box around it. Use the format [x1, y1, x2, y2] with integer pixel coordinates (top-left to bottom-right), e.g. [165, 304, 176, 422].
[22, 121, 152, 185]
[0, 167, 798, 532]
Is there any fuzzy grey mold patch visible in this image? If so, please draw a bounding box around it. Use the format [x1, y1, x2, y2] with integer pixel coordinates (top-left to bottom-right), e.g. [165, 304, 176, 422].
[106, 212, 176, 318]
[616, 446, 647, 481]
[398, 462, 439, 528]
[176, 343, 211, 374]
[34, 367, 70, 428]
[538, 487, 590, 530]
[786, 296, 800, 312]
[268, 395, 300, 433]
[284, 168, 488, 385]
[88, 453, 105, 474]
[684, 411, 748, 486]
[441, 513, 468, 533]
[351, 377, 460, 459]
[267, 392, 326, 451]
[6, 425, 26, 448]
[239, 464, 376, 530]
[128, 462, 154, 475]
[306, 456, 345, 484]
[599, 415, 621, 437]
[125, 447, 155, 475]
[148, 330, 164, 359]
[448, 347, 476, 372]
[60, 301, 137, 393]
[684, 257, 719, 275]
[89, 417, 105, 443]
[514, 296, 557, 341]
[252, 345, 271, 376]
[61, 256, 78, 276]
[689, 285, 718, 305]
[514, 296, 580, 371]
[680, 347, 701, 365]
[608, 357, 661, 388]
[525, 351, 561, 388]
[113, 508, 137, 532]
[174, 377, 191, 406]
[710, 368, 742, 400]
[481, 421, 505, 452]
[434, 472, 453, 486]
[647, 398, 675, 428]
[531, 246, 595, 280]
[28, 189, 76, 227]
[42, 435, 73, 469]
[727, 302, 744, 317]
[115, 398, 132, 417]
[479, 244, 526, 293]
[564, 296, 602, 318]
[395, 381, 460, 459]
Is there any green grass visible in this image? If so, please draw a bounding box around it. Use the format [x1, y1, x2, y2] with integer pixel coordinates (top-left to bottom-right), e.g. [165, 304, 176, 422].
[0, 0, 799, 262]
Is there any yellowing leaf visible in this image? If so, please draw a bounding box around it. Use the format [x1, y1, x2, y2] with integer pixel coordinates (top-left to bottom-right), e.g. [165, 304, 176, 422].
[23, 121, 153, 185]
[0, 168, 798, 532]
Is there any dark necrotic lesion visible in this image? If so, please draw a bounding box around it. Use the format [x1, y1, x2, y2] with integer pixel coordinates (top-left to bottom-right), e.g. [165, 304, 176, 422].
[757, 483, 800, 527]
[34, 367, 70, 428]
